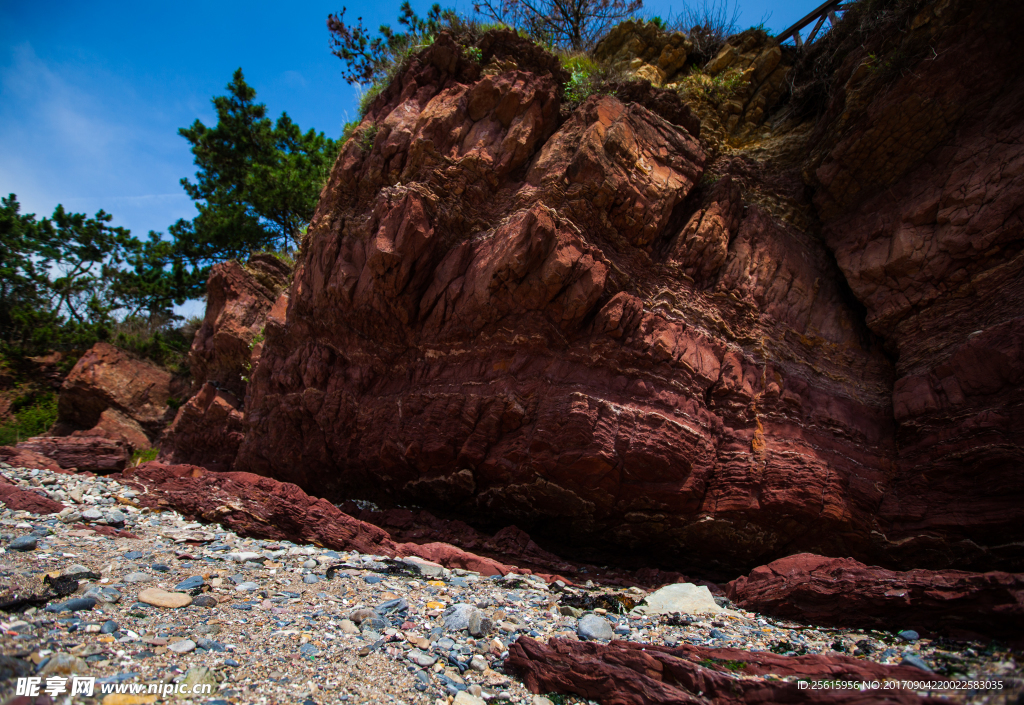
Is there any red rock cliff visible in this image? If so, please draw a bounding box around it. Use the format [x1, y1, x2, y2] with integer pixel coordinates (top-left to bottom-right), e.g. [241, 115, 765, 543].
[230, 2, 1024, 576]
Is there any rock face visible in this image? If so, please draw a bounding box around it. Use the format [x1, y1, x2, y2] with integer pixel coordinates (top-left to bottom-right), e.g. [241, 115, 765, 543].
[118, 461, 555, 580]
[594, 20, 691, 87]
[233, 31, 891, 574]
[53, 342, 185, 450]
[507, 637, 943, 704]
[186, 256, 289, 399]
[803, 0, 1024, 572]
[229, 6, 1023, 576]
[726, 554, 1024, 643]
[13, 436, 130, 474]
[160, 256, 290, 470]
[160, 382, 245, 472]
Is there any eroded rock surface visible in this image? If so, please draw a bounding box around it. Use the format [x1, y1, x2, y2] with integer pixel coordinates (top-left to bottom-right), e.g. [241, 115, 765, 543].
[727, 553, 1024, 643]
[52, 342, 185, 450]
[228, 8, 1023, 576]
[161, 256, 290, 469]
[14, 436, 130, 474]
[506, 637, 944, 704]
[233, 31, 897, 574]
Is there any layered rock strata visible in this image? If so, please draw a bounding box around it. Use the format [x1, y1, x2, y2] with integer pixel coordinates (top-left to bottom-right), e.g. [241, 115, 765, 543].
[506, 637, 945, 704]
[234, 31, 898, 574]
[222, 1, 1023, 577]
[160, 256, 290, 469]
[726, 554, 1024, 643]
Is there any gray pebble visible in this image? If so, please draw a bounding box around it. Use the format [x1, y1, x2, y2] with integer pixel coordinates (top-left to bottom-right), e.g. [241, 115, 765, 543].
[900, 654, 934, 672]
[45, 597, 97, 613]
[168, 639, 196, 654]
[577, 614, 613, 641]
[175, 576, 205, 591]
[8, 536, 37, 551]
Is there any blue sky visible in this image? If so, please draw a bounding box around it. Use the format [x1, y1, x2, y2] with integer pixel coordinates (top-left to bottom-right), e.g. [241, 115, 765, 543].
[1, 0, 805, 241]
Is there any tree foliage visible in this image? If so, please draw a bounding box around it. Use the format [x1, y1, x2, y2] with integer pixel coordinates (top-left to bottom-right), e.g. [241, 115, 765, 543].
[0, 195, 200, 356]
[173, 69, 339, 267]
[474, 0, 643, 50]
[327, 2, 455, 86]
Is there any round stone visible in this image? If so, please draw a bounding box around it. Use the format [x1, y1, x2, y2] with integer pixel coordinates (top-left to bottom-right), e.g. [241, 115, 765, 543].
[577, 614, 613, 642]
[168, 639, 196, 654]
[138, 588, 192, 608]
[8, 536, 37, 552]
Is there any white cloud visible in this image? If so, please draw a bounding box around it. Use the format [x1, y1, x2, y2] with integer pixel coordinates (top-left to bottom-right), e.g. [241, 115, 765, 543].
[0, 42, 196, 235]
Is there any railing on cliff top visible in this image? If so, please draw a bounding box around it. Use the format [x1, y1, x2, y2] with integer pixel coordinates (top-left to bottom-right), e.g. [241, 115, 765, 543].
[776, 0, 849, 49]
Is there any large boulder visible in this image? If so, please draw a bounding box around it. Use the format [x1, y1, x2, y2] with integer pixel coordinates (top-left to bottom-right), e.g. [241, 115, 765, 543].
[727, 553, 1024, 642]
[13, 436, 130, 474]
[232, 5, 1024, 578]
[53, 342, 185, 449]
[234, 32, 891, 573]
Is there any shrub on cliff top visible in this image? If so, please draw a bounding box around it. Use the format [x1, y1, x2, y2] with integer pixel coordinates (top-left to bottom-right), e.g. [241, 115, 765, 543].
[328, 2, 456, 86]
[474, 0, 643, 51]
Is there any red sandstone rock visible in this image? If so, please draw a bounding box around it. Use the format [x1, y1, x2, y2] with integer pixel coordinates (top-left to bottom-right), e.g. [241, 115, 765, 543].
[727, 553, 1024, 643]
[506, 637, 943, 704]
[224, 11, 1020, 575]
[54, 342, 185, 448]
[160, 256, 290, 470]
[233, 29, 899, 574]
[160, 383, 245, 472]
[187, 257, 288, 398]
[804, 0, 1024, 571]
[0, 446, 64, 473]
[14, 436, 130, 474]
[70, 524, 140, 539]
[117, 461, 556, 578]
[0, 476, 65, 514]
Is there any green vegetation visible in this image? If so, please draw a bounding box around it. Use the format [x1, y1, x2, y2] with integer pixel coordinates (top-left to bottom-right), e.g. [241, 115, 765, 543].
[1, 194, 202, 359]
[328, 2, 455, 86]
[341, 119, 361, 147]
[2, 67, 332, 366]
[699, 657, 748, 671]
[677, 65, 745, 102]
[0, 389, 57, 446]
[562, 54, 603, 105]
[130, 447, 160, 465]
[172, 69, 339, 267]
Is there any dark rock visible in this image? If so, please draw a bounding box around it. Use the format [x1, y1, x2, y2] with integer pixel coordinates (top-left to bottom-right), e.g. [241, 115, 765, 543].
[727, 553, 1024, 642]
[45, 597, 97, 613]
[507, 636, 944, 704]
[174, 576, 204, 591]
[8, 536, 37, 551]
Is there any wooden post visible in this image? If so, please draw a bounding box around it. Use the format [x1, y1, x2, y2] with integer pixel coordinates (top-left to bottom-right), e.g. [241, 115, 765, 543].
[793, 29, 803, 48]
[806, 15, 827, 44]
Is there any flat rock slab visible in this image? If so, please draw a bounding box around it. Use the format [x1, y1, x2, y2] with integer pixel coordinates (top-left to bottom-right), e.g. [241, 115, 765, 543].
[639, 583, 726, 615]
[137, 588, 192, 608]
